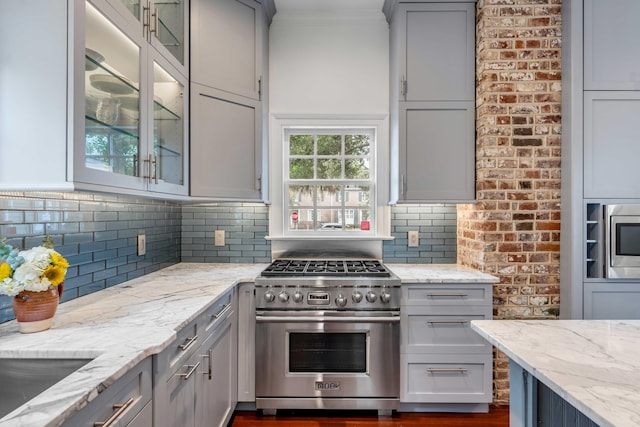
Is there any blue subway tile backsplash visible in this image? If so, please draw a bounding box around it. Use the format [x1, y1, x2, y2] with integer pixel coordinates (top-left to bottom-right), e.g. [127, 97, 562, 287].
[0, 192, 456, 323]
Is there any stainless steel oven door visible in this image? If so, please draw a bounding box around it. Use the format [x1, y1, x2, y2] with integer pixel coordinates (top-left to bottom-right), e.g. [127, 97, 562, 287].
[255, 311, 400, 409]
[606, 204, 640, 278]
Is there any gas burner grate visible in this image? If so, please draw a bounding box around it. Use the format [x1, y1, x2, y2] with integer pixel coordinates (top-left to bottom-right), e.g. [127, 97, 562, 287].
[261, 259, 391, 277]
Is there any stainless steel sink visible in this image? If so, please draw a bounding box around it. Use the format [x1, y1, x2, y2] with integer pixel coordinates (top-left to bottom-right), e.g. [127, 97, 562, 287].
[0, 358, 93, 419]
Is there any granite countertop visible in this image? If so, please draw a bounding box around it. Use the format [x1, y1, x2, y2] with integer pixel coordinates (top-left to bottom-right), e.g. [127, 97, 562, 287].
[471, 319, 640, 427]
[0, 262, 494, 426]
[0, 263, 267, 427]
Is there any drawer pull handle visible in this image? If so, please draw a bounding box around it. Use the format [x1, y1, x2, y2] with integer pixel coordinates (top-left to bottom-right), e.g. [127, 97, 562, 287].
[426, 320, 469, 324]
[178, 335, 198, 351]
[426, 293, 468, 298]
[212, 303, 231, 319]
[180, 361, 201, 380]
[94, 397, 134, 427]
[427, 368, 468, 374]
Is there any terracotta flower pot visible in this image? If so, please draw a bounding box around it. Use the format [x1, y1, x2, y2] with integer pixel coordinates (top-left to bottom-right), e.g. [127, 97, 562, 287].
[13, 286, 62, 333]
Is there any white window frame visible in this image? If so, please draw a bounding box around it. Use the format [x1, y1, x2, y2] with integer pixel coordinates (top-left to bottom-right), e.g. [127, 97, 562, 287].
[268, 115, 391, 240]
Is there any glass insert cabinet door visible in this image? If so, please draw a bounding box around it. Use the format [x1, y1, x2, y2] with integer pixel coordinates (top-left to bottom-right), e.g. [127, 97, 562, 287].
[151, 61, 184, 187]
[109, 0, 185, 66]
[85, 2, 141, 179]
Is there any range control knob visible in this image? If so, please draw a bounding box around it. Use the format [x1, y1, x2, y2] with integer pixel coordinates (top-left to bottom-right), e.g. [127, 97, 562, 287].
[264, 290, 276, 303]
[278, 290, 290, 303]
[351, 290, 363, 303]
[366, 289, 377, 303]
[293, 289, 304, 303]
[335, 293, 348, 307]
[380, 289, 392, 304]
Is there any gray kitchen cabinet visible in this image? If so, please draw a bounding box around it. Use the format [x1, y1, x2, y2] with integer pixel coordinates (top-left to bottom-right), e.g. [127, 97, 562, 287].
[153, 288, 236, 427]
[385, 1, 476, 203]
[190, 84, 262, 200]
[196, 292, 237, 427]
[400, 283, 492, 411]
[561, 0, 640, 318]
[189, 0, 274, 201]
[237, 283, 256, 402]
[0, 0, 188, 198]
[62, 358, 152, 427]
[583, 0, 640, 91]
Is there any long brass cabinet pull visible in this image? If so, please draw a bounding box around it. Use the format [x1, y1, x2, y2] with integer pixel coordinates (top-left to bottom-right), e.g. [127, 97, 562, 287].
[180, 362, 201, 380]
[178, 335, 198, 351]
[94, 397, 134, 427]
[426, 292, 468, 298]
[426, 320, 469, 324]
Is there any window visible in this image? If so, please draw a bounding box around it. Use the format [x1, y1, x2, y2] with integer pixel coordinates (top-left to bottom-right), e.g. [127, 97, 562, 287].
[285, 128, 375, 233]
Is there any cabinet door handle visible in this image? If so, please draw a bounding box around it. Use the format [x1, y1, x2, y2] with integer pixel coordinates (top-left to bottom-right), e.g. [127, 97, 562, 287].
[426, 319, 469, 324]
[426, 292, 468, 298]
[401, 76, 407, 99]
[202, 348, 213, 380]
[178, 335, 198, 351]
[94, 397, 134, 427]
[143, 1, 151, 34]
[426, 368, 468, 374]
[179, 361, 201, 380]
[258, 77, 262, 100]
[401, 175, 406, 197]
[150, 7, 159, 35]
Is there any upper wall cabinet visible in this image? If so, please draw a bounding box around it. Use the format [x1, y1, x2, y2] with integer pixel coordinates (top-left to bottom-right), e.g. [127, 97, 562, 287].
[105, 0, 188, 72]
[584, 0, 640, 90]
[385, 1, 476, 203]
[0, 0, 188, 198]
[190, 0, 274, 201]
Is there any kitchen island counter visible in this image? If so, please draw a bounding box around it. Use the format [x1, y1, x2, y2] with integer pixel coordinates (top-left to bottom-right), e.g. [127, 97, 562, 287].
[471, 319, 640, 427]
[0, 263, 267, 427]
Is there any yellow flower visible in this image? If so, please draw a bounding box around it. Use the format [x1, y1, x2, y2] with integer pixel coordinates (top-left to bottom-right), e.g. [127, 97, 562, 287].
[0, 262, 11, 281]
[51, 252, 69, 269]
[43, 265, 66, 286]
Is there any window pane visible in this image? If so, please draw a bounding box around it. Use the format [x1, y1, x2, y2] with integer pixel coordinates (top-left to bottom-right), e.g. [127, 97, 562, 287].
[345, 158, 369, 179]
[290, 159, 314, 179]
[288, 185, 313, 206]
[317, 209, 342, 230]
[290, 134, 314, 155]
[317, 185, 342, 207]
[348, 185, 371, 207]
[345, 134, 370, 156]
[288, 208, 314, 231]
[317, 159, 342, 179]
[317, 135, 341, 155]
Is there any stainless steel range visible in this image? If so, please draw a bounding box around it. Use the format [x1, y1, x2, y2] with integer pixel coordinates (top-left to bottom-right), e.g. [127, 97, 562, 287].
[255, 258, 400, 415]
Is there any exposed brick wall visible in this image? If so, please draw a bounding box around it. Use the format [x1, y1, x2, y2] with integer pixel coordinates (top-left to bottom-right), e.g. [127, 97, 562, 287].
[458, 0, 562, 404]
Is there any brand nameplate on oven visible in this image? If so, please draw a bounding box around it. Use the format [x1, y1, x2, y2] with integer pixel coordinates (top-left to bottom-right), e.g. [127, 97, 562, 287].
[315, 381, 340, 390]
[307, 292, 330, 305]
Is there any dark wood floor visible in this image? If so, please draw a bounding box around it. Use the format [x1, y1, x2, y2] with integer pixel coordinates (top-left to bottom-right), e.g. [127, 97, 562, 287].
[230, 406, 509, 427]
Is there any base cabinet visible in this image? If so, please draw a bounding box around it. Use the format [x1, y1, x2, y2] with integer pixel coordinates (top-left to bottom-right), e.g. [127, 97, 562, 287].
[153, 289, 236, 427]
[62, 358, 152, 427]
[400, 283, 493, 410]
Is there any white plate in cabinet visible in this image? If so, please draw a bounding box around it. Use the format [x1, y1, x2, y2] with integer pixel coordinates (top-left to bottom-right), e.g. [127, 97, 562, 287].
[402, 284, 492, 307]
[400, 354, 492, 404]
[401, 306, 491, 354]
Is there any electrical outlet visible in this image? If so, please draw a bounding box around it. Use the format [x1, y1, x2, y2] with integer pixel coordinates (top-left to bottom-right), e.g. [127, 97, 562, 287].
[137, 234, 146, 256]
[214, 230, 225, 246]
[408, 230, 419, 247]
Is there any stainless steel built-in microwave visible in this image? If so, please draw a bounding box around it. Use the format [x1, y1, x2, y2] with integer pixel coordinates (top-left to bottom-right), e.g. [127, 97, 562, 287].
[606, 204, 640, 278]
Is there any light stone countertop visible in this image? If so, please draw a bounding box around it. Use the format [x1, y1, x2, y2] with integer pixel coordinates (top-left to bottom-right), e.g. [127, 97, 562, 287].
[0, 263, 267, 427]
[0, 262, 494, 427]
[387, 263, 499, 283]
[471, 319, 640, 427]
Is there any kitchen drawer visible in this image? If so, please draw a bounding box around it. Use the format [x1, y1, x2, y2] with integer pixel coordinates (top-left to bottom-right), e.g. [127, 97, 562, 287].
[62, 357, 152, 426]
[402, 284, 492, 306]
[155, 317, 200, 379]
[401, 306, 491, 354]
[201, 288, 235, 334]
[400, 354, 492, 403]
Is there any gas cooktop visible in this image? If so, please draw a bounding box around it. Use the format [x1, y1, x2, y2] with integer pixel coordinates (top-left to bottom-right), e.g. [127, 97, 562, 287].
[260, 259, 391, 277]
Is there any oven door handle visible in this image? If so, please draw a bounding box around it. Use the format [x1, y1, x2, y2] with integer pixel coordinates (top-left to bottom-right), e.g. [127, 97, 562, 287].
[255, 315, 401, 323]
